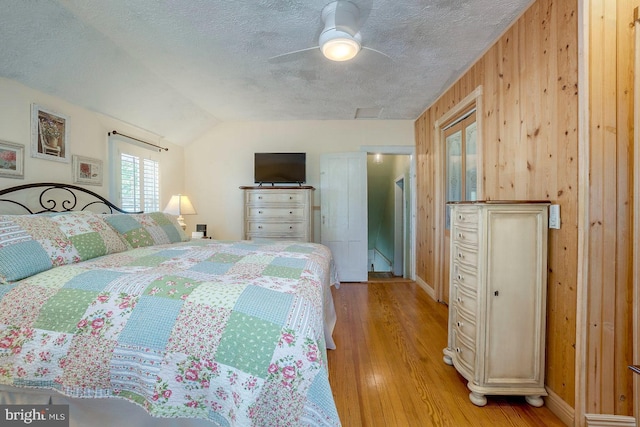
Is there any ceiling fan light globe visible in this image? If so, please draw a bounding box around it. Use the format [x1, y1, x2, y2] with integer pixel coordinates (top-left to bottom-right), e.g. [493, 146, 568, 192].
[321, 37, 361, 61]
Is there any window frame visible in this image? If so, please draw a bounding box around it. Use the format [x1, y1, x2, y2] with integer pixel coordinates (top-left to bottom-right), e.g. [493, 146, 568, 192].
[109, 135, 161, 213]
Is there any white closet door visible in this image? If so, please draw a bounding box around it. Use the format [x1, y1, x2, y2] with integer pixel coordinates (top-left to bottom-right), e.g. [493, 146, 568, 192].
[320, 152, 368, 282]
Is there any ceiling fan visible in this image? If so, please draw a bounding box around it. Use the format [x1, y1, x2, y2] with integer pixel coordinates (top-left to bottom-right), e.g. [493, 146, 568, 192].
[269, 0, 389, 63]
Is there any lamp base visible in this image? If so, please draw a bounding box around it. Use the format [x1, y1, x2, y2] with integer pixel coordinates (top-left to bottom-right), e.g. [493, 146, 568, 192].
[177, 215, 186, 231]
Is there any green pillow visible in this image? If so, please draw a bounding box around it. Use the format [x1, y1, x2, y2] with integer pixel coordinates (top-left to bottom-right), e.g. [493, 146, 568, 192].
[103, 212, 189, 248]
[0, 211, 129, 283]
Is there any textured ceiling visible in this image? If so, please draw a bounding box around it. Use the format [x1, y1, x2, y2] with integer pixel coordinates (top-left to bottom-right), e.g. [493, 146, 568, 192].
[0, 0, 533, 145]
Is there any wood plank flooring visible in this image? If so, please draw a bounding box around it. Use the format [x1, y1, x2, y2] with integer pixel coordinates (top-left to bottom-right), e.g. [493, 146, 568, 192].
[326, 281, 566, 427]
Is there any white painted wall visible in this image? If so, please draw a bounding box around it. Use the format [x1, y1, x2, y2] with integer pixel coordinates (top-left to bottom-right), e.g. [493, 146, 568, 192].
[0, 76, 414, 239]
[183, 120, 415, 240]
[0, 78, 185, 207]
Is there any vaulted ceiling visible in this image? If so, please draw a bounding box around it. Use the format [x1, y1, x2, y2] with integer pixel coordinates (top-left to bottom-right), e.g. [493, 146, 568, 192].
[0, 0, 532, 145]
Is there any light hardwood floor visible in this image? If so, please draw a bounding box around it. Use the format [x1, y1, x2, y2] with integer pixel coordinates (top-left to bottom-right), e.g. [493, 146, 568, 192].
[327, 281, 566, 427]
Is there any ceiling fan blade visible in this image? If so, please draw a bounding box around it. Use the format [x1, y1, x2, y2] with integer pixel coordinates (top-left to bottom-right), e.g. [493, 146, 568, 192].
[361, 46, 391, 61]
[268, 46, 320, 64]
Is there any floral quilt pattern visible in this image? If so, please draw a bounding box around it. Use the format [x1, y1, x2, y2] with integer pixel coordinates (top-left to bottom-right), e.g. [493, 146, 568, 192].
[0, 239, 341, 426]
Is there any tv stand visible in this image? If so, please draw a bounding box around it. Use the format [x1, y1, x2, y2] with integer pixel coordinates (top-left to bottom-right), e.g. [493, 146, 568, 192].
[256, 182, 302, 187]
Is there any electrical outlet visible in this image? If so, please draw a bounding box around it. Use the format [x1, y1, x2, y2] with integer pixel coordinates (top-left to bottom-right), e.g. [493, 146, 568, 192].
[549, 204, 560, 229]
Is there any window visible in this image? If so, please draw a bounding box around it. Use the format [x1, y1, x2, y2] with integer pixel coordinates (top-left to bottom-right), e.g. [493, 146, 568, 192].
[444, 109, 477, 229]
[110, 136, 160, 212]
[119, 153, 159, 212]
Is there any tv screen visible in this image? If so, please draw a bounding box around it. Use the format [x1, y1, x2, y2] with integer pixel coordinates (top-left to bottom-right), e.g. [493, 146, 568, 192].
[254, 152, 306, 184]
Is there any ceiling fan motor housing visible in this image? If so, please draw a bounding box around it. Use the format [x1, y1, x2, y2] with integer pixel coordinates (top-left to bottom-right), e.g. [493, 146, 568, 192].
[320, 1, 362, 61]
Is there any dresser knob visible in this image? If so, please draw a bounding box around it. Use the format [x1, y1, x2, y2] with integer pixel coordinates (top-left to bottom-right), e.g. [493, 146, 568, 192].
[258, 226, 262, 229]
[289, 211, 293, 214]
[258, 210, 263, 214]
[458, 214, 463, 220]
[289, 226, 293, 229]
[258, 196, 262, 199]
[457, 274, 463, 281]
[458, 253, 463, 258]
[457, 321, 463, 327]
[458, 233, 464, 239]
[457, 297, 462, 303]
[494, 290, 499, 296]
[456, 347, 461, 354]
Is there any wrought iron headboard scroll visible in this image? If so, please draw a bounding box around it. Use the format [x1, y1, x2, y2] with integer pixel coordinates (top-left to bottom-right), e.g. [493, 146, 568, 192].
[0, 183, 141, 214]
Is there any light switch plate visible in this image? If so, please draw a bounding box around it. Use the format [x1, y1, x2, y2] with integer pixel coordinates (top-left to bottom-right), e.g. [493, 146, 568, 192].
[549, 204, 560, 229]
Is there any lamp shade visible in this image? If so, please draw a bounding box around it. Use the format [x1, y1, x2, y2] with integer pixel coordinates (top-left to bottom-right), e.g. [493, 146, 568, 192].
[163, 194, 196, 216]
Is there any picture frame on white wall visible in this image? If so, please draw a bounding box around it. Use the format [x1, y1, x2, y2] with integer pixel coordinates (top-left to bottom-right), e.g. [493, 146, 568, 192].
[0, 140, 25, 179]
[72, 155, 102, 186]
[31, 104, 70, 163]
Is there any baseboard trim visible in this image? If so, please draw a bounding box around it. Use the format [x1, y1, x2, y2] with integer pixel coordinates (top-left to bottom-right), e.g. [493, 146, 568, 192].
[415, 276, 437, 301]
[584, 414, 636, 427]
[545, 387, 575, 426]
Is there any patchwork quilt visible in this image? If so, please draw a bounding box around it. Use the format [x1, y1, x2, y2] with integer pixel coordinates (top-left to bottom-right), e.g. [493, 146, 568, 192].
[0, 239, 341, 426]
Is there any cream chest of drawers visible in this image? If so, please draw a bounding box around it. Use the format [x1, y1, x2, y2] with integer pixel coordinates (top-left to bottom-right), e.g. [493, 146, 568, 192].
[241, 186, 314, 242]
[442, 201, 549, 407]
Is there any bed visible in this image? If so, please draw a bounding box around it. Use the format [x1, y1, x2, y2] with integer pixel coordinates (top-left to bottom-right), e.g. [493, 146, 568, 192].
[0, 183, 341, 426]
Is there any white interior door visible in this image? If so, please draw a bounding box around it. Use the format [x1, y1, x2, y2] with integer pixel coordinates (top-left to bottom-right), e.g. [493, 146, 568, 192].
[320, 152, 368, 282]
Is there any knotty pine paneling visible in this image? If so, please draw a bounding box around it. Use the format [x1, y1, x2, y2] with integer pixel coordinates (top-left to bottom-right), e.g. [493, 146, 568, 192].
[585, 0, 636, 417]
[415, 0, 579, 409]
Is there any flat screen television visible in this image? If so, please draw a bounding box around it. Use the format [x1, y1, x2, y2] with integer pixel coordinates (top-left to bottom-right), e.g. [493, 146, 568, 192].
[254, 152, 306, 185]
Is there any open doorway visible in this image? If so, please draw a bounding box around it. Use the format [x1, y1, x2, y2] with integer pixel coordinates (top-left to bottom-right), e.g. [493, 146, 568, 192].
[366, 152, 412, 279]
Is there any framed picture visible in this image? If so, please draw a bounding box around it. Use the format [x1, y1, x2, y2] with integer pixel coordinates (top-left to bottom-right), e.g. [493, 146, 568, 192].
[72, 155, 103, 186]
[31, 104, 70, 163]
[0, 140, 25, 179]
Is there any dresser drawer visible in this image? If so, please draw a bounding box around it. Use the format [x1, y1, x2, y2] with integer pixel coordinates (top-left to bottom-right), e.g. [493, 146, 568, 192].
[452, 244, 478, 268]
[453, 225, 478, 246]
[453, 305, 476, 341]
[452, 208, 478, 228]
[246, 207, 305, 219]
[452, 283, 477, 315]
[452, 330, 475, 375]
[247, 191, 305, 204]
[246, 233, 306, 241]
[246, 221, 305, 234]
[452, 263, 478, 291]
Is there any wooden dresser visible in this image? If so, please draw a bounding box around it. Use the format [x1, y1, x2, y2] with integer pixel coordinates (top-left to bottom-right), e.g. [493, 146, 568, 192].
[442, 201, 550, 407]
[240, 186, 314, 242]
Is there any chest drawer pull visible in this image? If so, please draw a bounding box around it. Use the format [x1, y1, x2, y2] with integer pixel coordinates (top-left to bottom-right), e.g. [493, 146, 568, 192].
[457, 321, 464, 328]
[457, 274, 464, 281]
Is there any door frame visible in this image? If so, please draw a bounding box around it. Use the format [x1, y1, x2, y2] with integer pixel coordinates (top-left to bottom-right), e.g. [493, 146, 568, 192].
[433, 86, 484, 302]
[394, 175, 405, 277]
[361, 145, 416, 280]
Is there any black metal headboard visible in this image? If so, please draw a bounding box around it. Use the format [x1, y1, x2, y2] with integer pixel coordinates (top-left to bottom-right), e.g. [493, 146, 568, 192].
[0, 182, 140, 214]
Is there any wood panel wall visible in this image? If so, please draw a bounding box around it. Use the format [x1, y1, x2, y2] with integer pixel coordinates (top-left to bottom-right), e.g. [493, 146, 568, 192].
[584, 0, 636, 418]
[415, 0, 580, 411]
[415, 0, 640, 422]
